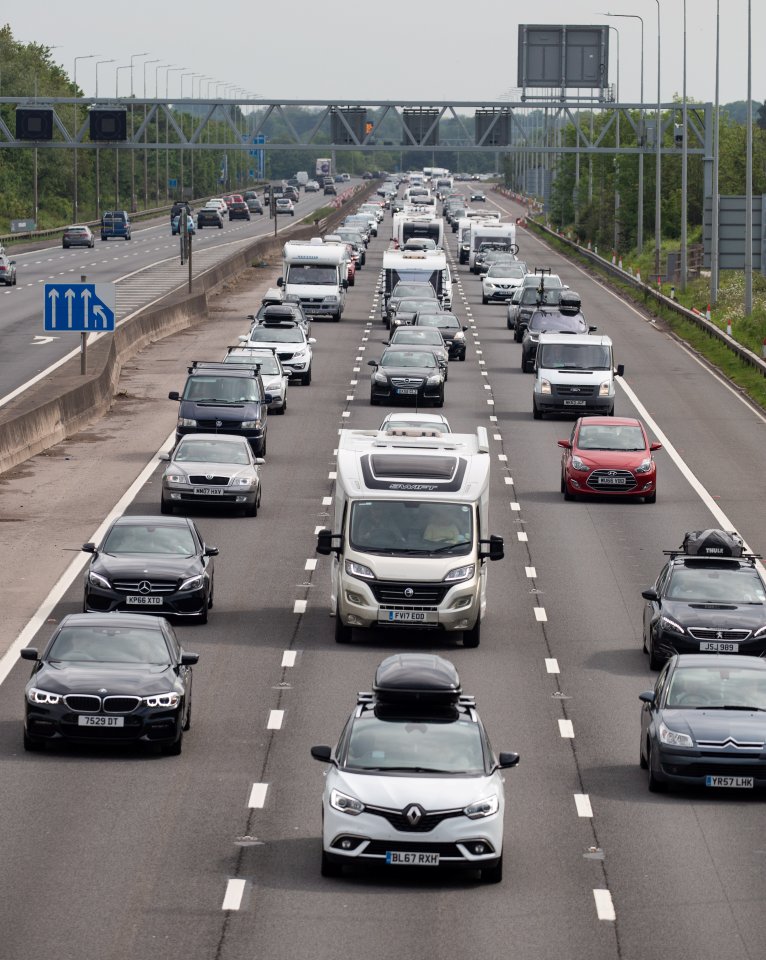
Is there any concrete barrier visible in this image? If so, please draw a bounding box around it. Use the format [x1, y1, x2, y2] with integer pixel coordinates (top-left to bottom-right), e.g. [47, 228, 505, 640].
[0, 180, 380, 476]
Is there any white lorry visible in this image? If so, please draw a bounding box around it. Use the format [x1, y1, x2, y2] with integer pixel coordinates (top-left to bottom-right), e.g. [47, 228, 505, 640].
[278, 238, 348, 321]
[468, 220, 517, 272]
[316, 426, 505, 646]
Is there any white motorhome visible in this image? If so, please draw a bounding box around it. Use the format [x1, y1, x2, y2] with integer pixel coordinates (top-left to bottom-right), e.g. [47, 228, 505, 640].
[394, 214, 444, 250]
[278, 238, 348, 321]
[316, 426, 504, 646]
[532, 333, 624, 419]
[468, 220, 517, 271]
[381, 248, 450, 321]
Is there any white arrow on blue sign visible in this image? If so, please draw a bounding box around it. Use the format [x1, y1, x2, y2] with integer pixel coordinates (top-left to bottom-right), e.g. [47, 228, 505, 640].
[44, 283, 116, 332]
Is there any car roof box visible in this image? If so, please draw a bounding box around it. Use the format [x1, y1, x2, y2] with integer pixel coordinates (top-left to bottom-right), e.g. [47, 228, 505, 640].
[372, 653, 461, 705]
[682, 528, 744, 558]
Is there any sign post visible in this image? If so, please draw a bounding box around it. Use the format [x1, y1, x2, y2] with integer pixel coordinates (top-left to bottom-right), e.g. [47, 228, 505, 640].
[44, 278, 116, 376]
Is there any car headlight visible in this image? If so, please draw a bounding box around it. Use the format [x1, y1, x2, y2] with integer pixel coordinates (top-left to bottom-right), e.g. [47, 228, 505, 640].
[660, 614, 686, 635]
[142, 691, 181, 708]
[598, 381, 611, 397]
[293, 348, 308, 359]
[754, 625, 766, 638]
[659, 721, 693, 748]
[464, 794, 499, 819]
[165, 474, 187, 484]
[88, 570, 111, 589]
[571, 456, 589, 472]
[324, 295, 339, 304]
[178, 418, 197, 428]
[427, 374, 442, 385]
[345, 558, 375, 580]
[178, 574, 204, 592]
[240, 420, 261, 429]
[27, 686, 62, 705]
[635, 457, 653, 474]
[233, 476, 256, 486]
[330, 788, 364, 816]
[529, 333, 539, 342]
[444, 564, 475, 583]
[373, 371, 388, 384]
[540, 378, 551, 395]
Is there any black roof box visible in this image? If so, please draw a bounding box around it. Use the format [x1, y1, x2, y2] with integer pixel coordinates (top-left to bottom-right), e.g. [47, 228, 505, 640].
[682, 528, 744, 558]
[373, 654, 461, 705]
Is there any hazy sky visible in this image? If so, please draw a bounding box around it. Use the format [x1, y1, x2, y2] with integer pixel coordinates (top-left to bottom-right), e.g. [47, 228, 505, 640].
[6, 0, 763, 106]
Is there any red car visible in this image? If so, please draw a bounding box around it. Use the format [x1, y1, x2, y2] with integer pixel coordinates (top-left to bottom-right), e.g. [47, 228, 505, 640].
[558, 417, 661, 502]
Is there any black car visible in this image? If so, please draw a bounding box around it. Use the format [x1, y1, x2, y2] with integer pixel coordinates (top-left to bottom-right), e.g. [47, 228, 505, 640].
[82, 515, 217, 623]
[413, 312, 467, 360]
[284, 186, 300, 203]
[169, 361, 270, 456]
[324, 183, 337, 196]
[511, 285, 564, 342]
[197, 207, 224, 229]
[21, 613, 197, 755]
[642, 529, 766, 669]
[369, 348, 445, 406]
[520, 309, 589, 372]
[228, 200, 251, 221]
[389, 297, 442, 330]
[639, 654, 766, 791]
[385, 281, 438, 328]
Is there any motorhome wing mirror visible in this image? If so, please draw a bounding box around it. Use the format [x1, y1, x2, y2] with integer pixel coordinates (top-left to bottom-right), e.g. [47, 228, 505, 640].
[479, 534, 504, 562]
[316, 529, 341, 556]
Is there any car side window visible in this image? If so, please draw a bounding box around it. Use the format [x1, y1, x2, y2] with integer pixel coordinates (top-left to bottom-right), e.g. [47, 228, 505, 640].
[164, 623, 182, 662]
[656, 563, 671, 595]
[654, 662, 671, 703]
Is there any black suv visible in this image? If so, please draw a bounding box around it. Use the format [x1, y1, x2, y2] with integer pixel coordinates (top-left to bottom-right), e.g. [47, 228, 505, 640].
[642, 529, 766, 668]
[169, 362, 270, 456]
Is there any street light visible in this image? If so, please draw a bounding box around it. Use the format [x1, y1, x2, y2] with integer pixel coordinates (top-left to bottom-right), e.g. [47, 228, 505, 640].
[115, 64, 130, 98]
[94, 59, 115, 217]
[653, 0, 661, 282]
[72, 54, 98, 221]
[130, 52, 148, 97]
[601, 24, 620, 256]
[166, 67, 186, 199]
[141, 59, 160, 208]
[95, 57, 114, 98]
[710, 0, 721, 306]
[155, 65, 172, 203]
[745, 0, 752, 315]
[680, 0, 688, 291]
[602, 12, 644, 251]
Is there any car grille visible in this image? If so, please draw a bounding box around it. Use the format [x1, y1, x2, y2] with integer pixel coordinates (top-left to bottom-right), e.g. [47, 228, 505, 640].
[188, 475, 231, 485]
[586, 469, 637, 491]
[555, 385, 596, 396]
[697, 738, 765, 750]
[366, 805, 464, 832]
[390, 378, 425, 387]
[362, 840, 466, 858]
[63, 695, 101, 712]
[103, 696, 141, 713]
[664, 761, 766, 778]
[61, 694, 141, 713]
[369, 582, 450, 605]
[112, 578, 178, 594]
[301, 298, 324, 305]
[196, 419, 244, 430]
[277, 351, 295, 362]
[687, 627, 753, 641]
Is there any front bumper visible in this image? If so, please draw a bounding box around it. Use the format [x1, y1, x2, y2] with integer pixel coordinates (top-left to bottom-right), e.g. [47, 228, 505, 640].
[484, 286, 518, 301]
[652, 744, 766, 788]
[175, 425, 265, 451]
[84, 583, 208, 618]
[163, 480, 259, 509]
[337, 575, 479, 632]
[370, 382, 443, 403]
[539, 394, 614, 415]
[652, 629, 766, 661]
[25, 704, 183, 746]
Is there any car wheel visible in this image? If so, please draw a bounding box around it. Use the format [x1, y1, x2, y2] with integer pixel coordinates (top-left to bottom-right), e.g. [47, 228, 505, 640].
[302, 368, 312, 386]
[648, 631, 664, 671]
[218, 224, 223, 229]
[482, 295, 488, 305]
[321, 850, 343, 878]
[332, 312, 341, 322]
[645, 490, 657, 504]
[647, 741, 667, 792]
[198, 224, 203, 229]
[607, 405, 615, 417]
[89, 240, 94, 248]
[532, 400, 542, 420]
[63, 242, 69, 249]
[482, 855, 503, 884]
[514, 328, 522, 343]
[463, 620, 480, 647]
[198, 602, 208, 625]
[162, 731, 183, 756]
[458, 353, 465, 361]
[507, 317, 513, 329]
[563, 475, 575, 501]
[160, 496, 173, 515]
[183, 694, 192, 732]
[521, 355, 527, 372]
[23, 730, 44, 752]
[639, 735, 648, 769]
[370, 392, 378, 406]
[335, 610, 353, 644]
[245, 495, 258, 518]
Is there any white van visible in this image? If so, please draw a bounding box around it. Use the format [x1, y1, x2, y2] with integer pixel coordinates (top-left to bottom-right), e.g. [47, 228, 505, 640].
[316, 426, 505, 647]
[532, 332, 624, 419]
[278, 238, 348, 321]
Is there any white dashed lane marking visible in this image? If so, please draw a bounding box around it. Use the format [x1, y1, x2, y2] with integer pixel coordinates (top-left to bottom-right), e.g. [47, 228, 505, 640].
[545, 658, 560, 673]
[248, 783, 269, 808]
[593, 889, 616, 922]
[222, 879, 246, 911]
[574, 794, 593, 817]
[267, 710, 284, 730]
[304, 559, 317, 571]
[534, 607, 547, 622]
[525, 567, 536, 578]
[558, 719, 574, 738]
[281, 650, 297, 668]
[293, 600, 307, 614]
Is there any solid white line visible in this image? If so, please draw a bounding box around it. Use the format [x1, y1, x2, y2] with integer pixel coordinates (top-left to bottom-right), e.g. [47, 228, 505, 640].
[534, 607, 547, 622]
[293, 599, 307, 614]
[222, 879, 246, 911]
[267, 709, 284, 730]
[525, 566, 537, 578]
[559, 719, 575, 738]
[305, 559, 317, 571]
[0, 429, 175, 687]
[248, 783, 269, 808]
[281, 650, 297, 668]
[545, 658, 559, 673]
[574, 794, 593, 817]
[593, 889, 616, 921]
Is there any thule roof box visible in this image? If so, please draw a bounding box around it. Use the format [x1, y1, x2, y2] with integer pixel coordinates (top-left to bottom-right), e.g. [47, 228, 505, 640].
[663, 528, 755, 559]
[372, 654, 462, 705]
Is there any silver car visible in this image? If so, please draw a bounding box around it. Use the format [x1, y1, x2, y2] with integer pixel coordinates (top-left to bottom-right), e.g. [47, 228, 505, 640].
[160, 434, 264, 517]
[223, 347, 289, 414]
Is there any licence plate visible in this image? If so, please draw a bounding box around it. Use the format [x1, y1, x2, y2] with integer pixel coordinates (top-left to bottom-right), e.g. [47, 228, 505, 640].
[386, 851, 439, 866]
[563, 399, 587, 406]
[396, 388, 418, 395]
[705, 775, 753, 788]
[700, 641, 739, 652]
[77, 715, 124, 727]
[193, 487, 224, 495]
[126, 596, 163, 606]
[383, 610, 438, 624]
[597, 477, 627, 485]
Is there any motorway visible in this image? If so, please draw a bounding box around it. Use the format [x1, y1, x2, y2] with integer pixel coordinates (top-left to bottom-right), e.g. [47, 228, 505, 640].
[0, 187, 336, 400]
[0, 184, 765, 960]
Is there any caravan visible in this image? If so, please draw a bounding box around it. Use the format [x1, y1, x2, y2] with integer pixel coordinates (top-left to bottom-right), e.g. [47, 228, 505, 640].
[316, 426, 505, 647]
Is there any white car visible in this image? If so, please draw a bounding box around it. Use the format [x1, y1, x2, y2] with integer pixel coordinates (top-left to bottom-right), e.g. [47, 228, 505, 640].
[310, 654, 519, 883]
[481, 262, 529, 304]
[208, 198, 228, 217]
[378, 412, 452, 435]
[305, 180, 320, 192]
[223, 347, 289, 414]
[239, 320, 315, 385]
[275, 198, 295, 216]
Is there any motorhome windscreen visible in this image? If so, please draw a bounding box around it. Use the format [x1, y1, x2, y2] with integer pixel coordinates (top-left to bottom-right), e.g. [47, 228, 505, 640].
[473, 232, 506, 250]
[391, 271, 438, 289]
[402, 223, 440, 244]
[349, 500, 473, 556]
[537, 343, 611, 370]
[286, 265, 337, 285]
[370, 455, 457, 480]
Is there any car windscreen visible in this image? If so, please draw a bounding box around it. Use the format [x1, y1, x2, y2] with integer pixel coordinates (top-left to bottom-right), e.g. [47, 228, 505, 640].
[173, 438, 252, 464]
[380, 350, 438, 369]
[576, 423, 645, 450]
[487, 264, 525, 278]
[383, 419, 450, 434]
[666, 565, 766, 603]
[286, 265, 337, 285]
[247, 326, 304, 343]
[226, 355, 280, 374]
[344, 713, 485, 774]
[182, 376, 262, 402]
[349, 499, 472, 557]
[528, 311, 584, 333]
[392, 282, 437, 299]
[418, 315, 459, 330]
[666, 665, 766, 709]
[103, 523, 196, 556]
[392, 330, 443, 344]
[49, 625, 171, 664]
[538, 343, 611, 371]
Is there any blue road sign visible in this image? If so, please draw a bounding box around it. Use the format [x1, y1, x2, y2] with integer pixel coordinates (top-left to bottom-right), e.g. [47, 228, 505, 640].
[168, 178, 178, 189]
[44, 283, 116, 332]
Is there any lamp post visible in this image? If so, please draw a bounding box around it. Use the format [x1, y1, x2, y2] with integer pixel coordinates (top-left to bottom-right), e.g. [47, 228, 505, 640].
[745, 0, 752, 315]
[680, 0, 688, 291]
[129, 54, 148, 211]
[155, 64, 172, 202]
[114, 66, 131, 206]
[602, 24, 620, 256]
[179, 72, 195, 197]
[95, 59, 115, 217]
[603, 12, 644, 251]
[72, 54, 97, 222]
[166, 67, 185, 199]
[653, 0, 661, 281]
[710, 0, 720, 305]
[142, 59, 160, 209]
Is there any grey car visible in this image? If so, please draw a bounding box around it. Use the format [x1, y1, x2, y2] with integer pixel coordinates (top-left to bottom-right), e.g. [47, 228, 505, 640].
[161, 434, 264, 517]
[387, 326, 450, 376]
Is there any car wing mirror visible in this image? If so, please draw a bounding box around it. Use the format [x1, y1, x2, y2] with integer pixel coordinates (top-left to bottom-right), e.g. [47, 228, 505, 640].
[168, 391, 180, 401]
[616, 363, 625, 377]
[588, 325, 598, 333]
[311, 745, 334, 763]
[497, 751, 520, 770]
[308, 337, 317, 344]
[638, 691, 655, 705]
[650, 441, 662, 451]
[180, 652, 199, 666]
[557, 439, 572, 449]
[316, 529, 342, 556]
[20, 647, 39, 661]
[367, 360, 378, 367]
[264, 394, 273, 404]
[238, 335, 248, 343]
[204, 546, 219, 557]
[479, 534, 504, 562]
[158, 451, 170, 461]
[641, 588, 659, 601]
[81, 542, 96, 553]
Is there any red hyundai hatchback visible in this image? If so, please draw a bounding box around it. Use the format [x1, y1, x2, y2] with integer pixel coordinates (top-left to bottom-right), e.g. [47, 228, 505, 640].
[558, 417, 661, 502]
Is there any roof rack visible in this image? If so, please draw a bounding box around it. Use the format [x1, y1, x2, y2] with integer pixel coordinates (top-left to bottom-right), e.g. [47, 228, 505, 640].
[663, 528, 760, 561]
[189, 361, 258, 376]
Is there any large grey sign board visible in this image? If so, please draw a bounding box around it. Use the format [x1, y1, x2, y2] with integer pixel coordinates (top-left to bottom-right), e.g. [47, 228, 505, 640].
[703, 196, 766, 274]
[518, 25, 609, 90]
